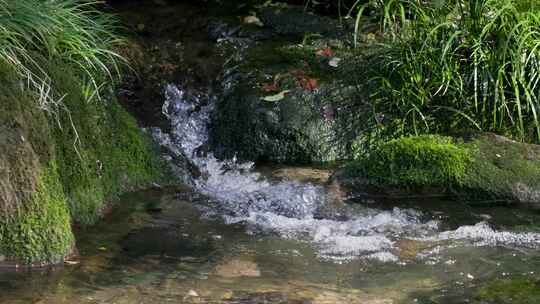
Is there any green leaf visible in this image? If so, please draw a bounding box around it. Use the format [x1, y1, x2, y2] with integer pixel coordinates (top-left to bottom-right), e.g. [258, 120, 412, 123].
[262, 90, 291, 102]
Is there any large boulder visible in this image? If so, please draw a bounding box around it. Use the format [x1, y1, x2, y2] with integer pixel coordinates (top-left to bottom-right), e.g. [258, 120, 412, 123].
[208, 8, 357, 163]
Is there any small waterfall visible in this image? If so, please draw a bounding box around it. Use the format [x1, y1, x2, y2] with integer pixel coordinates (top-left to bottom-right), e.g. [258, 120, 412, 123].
[152, 84, 540, 262]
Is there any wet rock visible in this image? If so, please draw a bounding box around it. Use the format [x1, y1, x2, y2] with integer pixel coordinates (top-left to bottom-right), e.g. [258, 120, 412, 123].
[271, 167, 332, 184]
[214, 258, 261, 278]
[223, 292, 310, 304]
[210, 61, 356, 163]
[258, 6, 345, 38]
[207, 3, 359, 165]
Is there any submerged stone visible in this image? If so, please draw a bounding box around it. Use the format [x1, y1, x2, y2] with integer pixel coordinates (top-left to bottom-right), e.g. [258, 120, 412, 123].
[214, 257, 261, 278]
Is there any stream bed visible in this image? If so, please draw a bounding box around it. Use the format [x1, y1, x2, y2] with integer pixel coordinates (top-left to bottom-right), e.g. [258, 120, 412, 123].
[0, 185, 539, 303]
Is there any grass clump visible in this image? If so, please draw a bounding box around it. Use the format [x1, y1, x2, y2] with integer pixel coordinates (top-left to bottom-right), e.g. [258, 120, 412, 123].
[0, 0, 124, 111]
[346, 135, 471, 187]
[343, 0, 540, 143]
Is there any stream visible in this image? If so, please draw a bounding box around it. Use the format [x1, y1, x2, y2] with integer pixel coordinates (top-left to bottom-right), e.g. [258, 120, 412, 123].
[1, 84, 540, 304]
[1, 1, 540, 301]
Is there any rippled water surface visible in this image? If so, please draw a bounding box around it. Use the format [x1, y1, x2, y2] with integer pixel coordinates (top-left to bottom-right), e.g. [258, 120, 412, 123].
[1, 85, 539, 303]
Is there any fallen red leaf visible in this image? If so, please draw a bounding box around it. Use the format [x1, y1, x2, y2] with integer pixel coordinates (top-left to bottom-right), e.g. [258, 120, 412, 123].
[289, 69, 318, 91]
[315, 47, 334, 57]
[298, 77, 318, 91]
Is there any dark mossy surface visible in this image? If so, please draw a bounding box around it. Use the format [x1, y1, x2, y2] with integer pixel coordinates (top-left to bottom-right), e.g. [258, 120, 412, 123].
[463, 134, 540, 202]
[210, 20, 356, 163]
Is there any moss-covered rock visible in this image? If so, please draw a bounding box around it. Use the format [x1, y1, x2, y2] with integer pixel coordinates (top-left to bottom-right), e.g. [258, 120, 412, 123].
[343, 135, 471, 188]
[47, 63, 165, 225]
[338, 133, 540, 203]
[0, 163, 74, 265]
[0, 59, 166, 265]
[463, 133, 540, 203]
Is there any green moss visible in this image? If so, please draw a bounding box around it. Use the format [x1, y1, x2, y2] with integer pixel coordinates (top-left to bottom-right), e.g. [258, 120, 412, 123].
[0, 58, 166, 263]
[0, 162, 74, 264]
[476, 277, 540, 304]
[343, 133, 540, 202]
[462, 134, 540, 201]
[47, 63, 164, 225]
[345, 135, 472, 187]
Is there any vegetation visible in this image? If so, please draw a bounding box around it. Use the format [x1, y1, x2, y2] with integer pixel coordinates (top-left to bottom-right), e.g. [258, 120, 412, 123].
[0, 0, 124, 111]
[338, 0, 540, 144]
[345, 135, 471, 187]
[0, 0, 165, 264]
[0, 163, 74, 265]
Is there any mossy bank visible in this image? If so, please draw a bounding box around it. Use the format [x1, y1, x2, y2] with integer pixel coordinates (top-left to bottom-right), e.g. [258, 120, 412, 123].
[0, 62, 166, 266]
[340, 133, 540, 204]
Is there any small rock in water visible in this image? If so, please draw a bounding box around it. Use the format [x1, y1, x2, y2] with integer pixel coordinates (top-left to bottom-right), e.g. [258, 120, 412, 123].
[396, 239, 432, 260]
[243, 15, 264, 27]
[214, 258, 261, 278]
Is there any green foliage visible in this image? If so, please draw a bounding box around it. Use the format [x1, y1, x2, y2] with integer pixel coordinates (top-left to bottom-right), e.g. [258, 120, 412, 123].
[346, 0, 540, 143]
[0, 0, 168, 265]
[345, 135, 471, 187]
[0, 162, 74, 264]
[0, 0, 124, 111]
[476, 277, 540, 304]
[47, 62, 164, 225]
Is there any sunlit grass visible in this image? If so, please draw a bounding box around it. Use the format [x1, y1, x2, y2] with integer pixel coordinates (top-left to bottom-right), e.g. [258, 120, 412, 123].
[344, 0, 540, 143]
[0, 0, 125, 112]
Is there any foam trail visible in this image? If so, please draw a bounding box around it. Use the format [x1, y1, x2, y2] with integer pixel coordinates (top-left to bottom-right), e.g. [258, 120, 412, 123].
[152, 84, 540, 262]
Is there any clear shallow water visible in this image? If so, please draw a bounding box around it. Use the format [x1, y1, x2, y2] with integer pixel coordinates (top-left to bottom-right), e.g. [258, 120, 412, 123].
[0, 189, 539, 304]
[1, 85, 540, 303]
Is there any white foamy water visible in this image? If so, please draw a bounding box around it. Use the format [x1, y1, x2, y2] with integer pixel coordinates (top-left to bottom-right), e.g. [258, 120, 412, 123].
[151, 85, 540, 262]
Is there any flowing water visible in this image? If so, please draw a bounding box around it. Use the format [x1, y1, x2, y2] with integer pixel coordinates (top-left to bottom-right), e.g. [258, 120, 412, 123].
[1, 85, 540, 303]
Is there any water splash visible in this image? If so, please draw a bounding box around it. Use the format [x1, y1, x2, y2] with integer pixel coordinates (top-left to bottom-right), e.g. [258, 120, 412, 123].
[152, 84, 540, 262]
